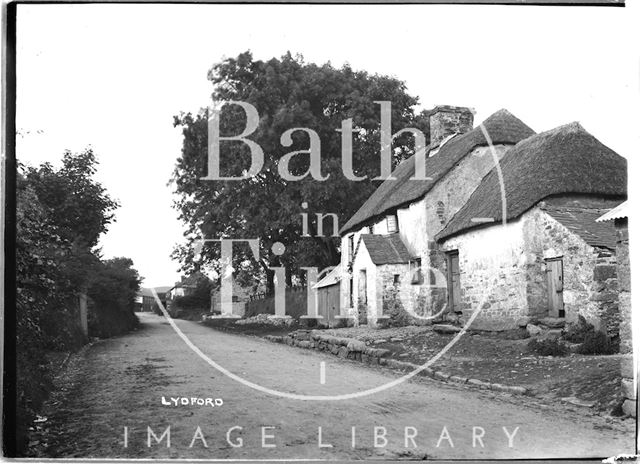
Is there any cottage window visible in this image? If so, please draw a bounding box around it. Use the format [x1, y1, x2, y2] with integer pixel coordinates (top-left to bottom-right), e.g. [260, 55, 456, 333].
[393, 274, 401, 285]
[386, 214, 398, 234]
[368, 225, 374, 234]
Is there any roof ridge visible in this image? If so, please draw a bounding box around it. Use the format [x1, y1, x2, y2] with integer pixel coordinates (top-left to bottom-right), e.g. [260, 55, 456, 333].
[340, 108, 535, 235]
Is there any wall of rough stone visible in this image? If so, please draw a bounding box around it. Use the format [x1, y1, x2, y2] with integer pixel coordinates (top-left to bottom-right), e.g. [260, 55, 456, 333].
[615, 218, 634, 417]
[379, 263, 416, 326]
[522, 206, 618, 332]
[616, 218, 632, 353]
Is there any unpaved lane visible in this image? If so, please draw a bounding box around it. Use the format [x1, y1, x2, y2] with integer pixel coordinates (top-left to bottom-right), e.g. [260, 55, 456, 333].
[34, 312, 635, 459]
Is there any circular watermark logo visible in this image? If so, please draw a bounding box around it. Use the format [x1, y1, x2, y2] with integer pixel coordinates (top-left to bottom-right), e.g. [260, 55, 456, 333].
[153, 107, 509, 401]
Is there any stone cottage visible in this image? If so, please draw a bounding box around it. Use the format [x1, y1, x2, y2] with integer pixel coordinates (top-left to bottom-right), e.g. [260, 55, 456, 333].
[338, 106, 535, 326]
[436, 122, 627, 333]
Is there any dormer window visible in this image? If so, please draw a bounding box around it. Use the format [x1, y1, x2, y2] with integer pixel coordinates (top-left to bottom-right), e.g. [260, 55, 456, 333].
[386, 214, 398, 234]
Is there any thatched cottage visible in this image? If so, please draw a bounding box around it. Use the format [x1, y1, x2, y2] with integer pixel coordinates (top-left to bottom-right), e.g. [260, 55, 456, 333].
[436, 122, 627, 333]
[337, 106, 535, 326]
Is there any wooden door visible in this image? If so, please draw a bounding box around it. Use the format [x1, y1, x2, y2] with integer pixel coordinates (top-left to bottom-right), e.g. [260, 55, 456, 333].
[446, 251, 461, 313]
[318, 287, 327, 320]
[327, 284, 340, 323]
[546, 258, 565, 318]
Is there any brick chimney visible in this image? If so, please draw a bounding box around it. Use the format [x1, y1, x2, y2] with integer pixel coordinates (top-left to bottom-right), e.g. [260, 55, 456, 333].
[429, 105, 474, 148]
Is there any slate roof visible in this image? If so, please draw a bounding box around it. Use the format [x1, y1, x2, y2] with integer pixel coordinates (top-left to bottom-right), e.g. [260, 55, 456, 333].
[359, 234, 414, 265]
[340, 109, 535, 235]
[596, 200, 628, 222]
[540, 199, 617, 250]
[437, 122, 627, 241]
[139, 286, 173, 297]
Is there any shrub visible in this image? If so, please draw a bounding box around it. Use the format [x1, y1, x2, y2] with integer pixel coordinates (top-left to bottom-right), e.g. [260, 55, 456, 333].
[577, 330, 615, 355]
[564, 315, 594, 343]
[527, 338, 568, 356]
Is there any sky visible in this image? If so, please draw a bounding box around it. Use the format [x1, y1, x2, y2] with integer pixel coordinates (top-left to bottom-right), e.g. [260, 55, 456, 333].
[15, 3, 640, 287]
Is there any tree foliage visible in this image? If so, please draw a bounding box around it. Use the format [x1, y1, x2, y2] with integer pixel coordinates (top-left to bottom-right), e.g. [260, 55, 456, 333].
[88, 257, 142, 338]
[15, 150, 138, 454]
[171, 51, 429, 289]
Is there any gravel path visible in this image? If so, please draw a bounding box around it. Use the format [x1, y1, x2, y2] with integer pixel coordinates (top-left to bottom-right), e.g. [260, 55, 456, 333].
[30, 312, 635, 459]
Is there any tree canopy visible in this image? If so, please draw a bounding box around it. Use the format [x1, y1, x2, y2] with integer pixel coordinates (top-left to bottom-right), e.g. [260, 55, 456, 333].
[172, 51, 429, 290]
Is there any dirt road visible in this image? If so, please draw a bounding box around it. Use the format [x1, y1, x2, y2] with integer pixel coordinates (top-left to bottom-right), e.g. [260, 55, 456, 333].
[32, 312, 635, 459]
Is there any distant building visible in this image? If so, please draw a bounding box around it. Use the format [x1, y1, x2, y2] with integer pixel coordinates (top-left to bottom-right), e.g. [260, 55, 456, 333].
[139, 286, 172, 313]
[167, 275, 200, 304]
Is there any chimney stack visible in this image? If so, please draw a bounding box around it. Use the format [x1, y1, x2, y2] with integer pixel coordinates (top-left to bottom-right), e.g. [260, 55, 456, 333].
[429, 105, 474, 148]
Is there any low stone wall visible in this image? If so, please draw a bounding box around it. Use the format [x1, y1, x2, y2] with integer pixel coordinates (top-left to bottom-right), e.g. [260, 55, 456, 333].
[265, 330, 529, 396]
[266, 330, 392, 364]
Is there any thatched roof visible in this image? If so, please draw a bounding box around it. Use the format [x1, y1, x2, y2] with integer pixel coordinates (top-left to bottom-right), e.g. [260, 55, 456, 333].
[437, 122, 627, 241]
[360, 234, 414, 265]
[340, 109, 535, 235]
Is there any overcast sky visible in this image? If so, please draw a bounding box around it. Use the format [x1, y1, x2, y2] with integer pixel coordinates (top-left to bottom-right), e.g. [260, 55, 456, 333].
[16, 3, 640, 287]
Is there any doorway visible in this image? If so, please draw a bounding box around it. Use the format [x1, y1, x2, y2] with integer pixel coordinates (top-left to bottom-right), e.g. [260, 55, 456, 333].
[446, 250, 461, 314]
[545, 257, 565, 318]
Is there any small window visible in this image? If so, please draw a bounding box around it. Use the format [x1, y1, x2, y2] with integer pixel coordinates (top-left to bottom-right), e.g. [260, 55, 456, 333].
[386, 214, 398, 234]
[368, 225, 374, 234]
[436, 201, 446, 225]
[393, 274, 400, 285]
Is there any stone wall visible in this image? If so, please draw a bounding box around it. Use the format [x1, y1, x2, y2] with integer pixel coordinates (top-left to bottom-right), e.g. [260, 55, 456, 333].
[522, 207, 618, 332]
[616, 218, 632, 353]
[441, 218, 528, 331]
[268, 330, 391, 365]
[616, 218, 635, 417]
[379, 263, 419, 326]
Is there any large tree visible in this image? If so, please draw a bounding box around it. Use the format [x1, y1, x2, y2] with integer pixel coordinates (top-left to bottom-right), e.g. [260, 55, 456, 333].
[172, 51, 429, 291]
